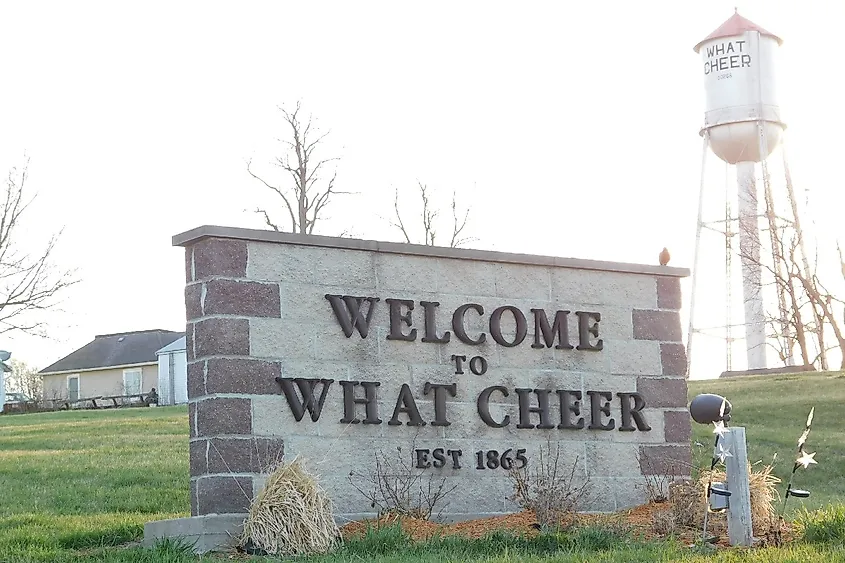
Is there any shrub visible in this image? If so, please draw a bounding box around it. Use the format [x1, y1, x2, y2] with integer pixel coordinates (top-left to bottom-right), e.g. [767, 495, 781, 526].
[797, 505, 845, 545]
[668, 480, 704, 531]
[348, 444, 456, 520]
[507, 438, 591, 529]
[637, 452, 686, 504]
[650, 509, 676, 536]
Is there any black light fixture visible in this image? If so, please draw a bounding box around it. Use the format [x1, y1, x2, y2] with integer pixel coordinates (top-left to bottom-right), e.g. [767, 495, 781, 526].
[689, 393, 732, 424]
[689, 393, 733, 544]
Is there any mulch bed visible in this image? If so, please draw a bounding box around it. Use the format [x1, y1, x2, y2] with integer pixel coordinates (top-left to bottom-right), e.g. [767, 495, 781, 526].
[339, 502, 796, 548]
[341, 510, 543, 541]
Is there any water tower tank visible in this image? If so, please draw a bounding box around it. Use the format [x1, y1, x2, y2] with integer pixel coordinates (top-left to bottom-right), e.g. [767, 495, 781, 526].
[694, 11, 785, 164]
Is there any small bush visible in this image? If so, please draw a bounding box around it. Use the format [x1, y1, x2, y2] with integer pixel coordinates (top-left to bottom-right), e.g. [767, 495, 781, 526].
[668, 480, 704, 530]
[650, 509, 676, 536]
[348, 444, 456, 520]
[797, 505, 845, 544]
[507, 438, 591, 529]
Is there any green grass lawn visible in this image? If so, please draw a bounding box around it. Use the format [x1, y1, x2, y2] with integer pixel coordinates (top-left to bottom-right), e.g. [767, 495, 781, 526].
[0, 406, 190, 562]
[688, 371, 845, 514]
[0, 372, 843, 562]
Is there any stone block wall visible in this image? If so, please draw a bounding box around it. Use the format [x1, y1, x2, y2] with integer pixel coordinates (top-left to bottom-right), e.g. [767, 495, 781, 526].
[177, 227, 691, 519]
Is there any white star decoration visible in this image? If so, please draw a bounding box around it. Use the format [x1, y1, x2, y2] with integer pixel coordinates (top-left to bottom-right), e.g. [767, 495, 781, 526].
[712, 420, 729, 439]
[716, 443, 733, 464]
[798, 407, 815, 449]
[796, 450, 818, 469]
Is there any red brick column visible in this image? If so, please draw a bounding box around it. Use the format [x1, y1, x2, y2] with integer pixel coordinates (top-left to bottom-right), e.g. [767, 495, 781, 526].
[635, 276, 691, 478]
[183, 237, 284, 516]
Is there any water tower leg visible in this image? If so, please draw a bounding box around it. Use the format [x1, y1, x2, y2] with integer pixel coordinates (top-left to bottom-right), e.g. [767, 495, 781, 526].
[686, 134, 711, 378]
[736, 161, 767, 370]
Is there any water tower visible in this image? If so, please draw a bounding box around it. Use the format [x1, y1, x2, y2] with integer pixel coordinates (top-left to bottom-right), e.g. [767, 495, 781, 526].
[686, 10, 815, 377]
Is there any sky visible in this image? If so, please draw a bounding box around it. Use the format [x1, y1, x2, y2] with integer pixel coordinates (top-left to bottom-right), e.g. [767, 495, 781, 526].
[0, 1, 843, 379]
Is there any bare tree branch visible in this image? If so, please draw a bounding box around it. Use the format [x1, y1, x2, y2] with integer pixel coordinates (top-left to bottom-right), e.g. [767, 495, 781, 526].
[736, 215, 845, 370]
[246, 101, 351, 235]
[450, 187, 472, 248]
[0, 157, 78, 337]
[390, 182, 477, 248]
[390, 187, 412, 244]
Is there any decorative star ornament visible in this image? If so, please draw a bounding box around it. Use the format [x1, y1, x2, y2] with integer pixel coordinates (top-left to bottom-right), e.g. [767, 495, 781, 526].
[716, 443, 733, 464]
[796, 450, 817, 469]
[797, 407, 815, 449]
[712, 420, 729, 439]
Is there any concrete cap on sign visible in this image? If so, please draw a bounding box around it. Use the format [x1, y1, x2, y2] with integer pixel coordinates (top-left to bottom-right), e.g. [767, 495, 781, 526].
[172, 225, 690, 278]
[694, 10, 783, 53]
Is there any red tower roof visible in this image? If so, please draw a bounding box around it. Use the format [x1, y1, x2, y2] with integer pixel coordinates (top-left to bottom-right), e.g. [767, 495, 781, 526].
[693, 10, 783, 53]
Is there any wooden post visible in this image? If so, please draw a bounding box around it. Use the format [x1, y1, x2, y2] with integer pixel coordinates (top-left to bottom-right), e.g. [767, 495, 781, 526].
[724, 427, 753, 546]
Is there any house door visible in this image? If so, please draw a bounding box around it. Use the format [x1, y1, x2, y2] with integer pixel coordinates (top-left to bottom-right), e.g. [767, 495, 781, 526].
[68, 376, 79, 401]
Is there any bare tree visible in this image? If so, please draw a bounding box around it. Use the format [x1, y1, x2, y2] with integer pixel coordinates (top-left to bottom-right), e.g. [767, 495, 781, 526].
[6, 358, 42, 400]
[738, 218, 845, 370]
[390, 182, 475, 248]
[0, 157, 77, 336]
[246, 101, 351, 235]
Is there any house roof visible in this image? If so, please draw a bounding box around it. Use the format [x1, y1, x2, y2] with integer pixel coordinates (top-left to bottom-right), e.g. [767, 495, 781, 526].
[694, 10, 783, 53]
[39, 329, 185, 375]
[157, 336, 186, 355]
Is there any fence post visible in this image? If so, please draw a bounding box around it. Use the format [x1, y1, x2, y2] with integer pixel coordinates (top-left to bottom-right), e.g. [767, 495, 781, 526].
[724, 426, 753, 546]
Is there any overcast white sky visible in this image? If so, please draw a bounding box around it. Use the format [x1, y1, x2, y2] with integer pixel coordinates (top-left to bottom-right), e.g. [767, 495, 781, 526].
[1, 1, 842, 378]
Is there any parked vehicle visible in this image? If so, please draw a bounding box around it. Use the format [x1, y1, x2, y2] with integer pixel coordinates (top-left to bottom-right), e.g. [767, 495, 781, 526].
[4, 392, 32, 404]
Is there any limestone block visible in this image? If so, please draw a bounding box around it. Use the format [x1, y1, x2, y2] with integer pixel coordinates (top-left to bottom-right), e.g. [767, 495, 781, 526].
[585, 442, 642, 477]
[438, 259, 497, 297]
[606, 339, 662, 375]
[250, 318, 315, 361]
[248, 242, 377, 289]
[375, 253, 444, 293]
[492, 263, 551, 301]
[552, 270, 658, 309]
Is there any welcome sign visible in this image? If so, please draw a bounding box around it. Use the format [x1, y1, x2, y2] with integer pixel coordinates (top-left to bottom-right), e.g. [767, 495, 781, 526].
[160, 226, 691, 547]
[280, 296, 651, 437]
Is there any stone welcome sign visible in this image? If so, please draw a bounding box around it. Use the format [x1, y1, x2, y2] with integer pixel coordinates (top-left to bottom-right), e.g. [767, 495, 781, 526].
[146, 225, 691, 551]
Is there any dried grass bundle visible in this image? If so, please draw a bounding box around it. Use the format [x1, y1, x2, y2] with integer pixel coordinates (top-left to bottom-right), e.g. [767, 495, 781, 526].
[239, 456, 339, 556]
[697, 462, 781, 534]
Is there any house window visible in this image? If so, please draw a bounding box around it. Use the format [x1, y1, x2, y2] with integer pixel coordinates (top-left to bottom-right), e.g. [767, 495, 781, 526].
[123, 369, 142, 395]
[67, 375, 80, 401]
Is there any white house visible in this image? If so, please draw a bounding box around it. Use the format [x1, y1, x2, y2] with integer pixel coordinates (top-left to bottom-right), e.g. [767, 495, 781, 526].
[156, 336, 188, 405]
